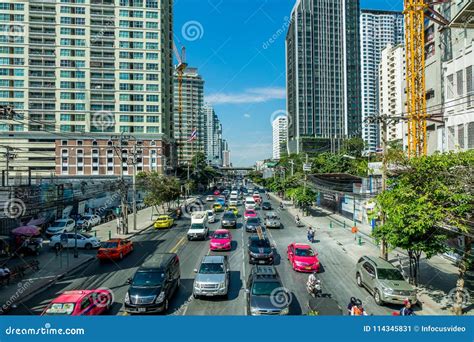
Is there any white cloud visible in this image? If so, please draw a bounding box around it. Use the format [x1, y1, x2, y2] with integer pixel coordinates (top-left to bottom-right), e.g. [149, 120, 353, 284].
[206, 87, 286, 105]
[243, 113, 251, 118]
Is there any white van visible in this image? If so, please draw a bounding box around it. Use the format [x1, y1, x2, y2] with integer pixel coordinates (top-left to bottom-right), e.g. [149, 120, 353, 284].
[187, 211, 209, 241]
[229, 194, 239, 206]
[244, 197, 256, 210]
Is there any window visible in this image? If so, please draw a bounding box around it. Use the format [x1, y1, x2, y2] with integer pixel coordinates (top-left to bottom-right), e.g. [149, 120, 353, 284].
[457, 70, 464, 96]
[446, 74, 454, 99]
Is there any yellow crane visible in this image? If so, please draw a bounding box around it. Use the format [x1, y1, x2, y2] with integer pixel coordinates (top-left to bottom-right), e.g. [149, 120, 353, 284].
[403, 0, 449, 157]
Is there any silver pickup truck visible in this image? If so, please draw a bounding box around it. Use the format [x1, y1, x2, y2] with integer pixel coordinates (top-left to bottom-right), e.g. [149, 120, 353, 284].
[264, 212, 281, 229]
[193, 255, 230, 299]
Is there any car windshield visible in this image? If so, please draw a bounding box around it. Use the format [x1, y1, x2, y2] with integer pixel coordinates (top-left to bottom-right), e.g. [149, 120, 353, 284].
[45, 302, 75, 315]
[54, 221, 67, 227]
[101, 241, 118, 249]
[245, 211, 255, 215]
[295, 248, 314, 257]
[377, 268, 405, 281]
[199, 262, 224, 274]
[213, 233, 229, 239]
[157, 217, 168, 221]
[251, 281, 281, 296]
[132, 271, 165, 287]
[247, 218, 259, 224]
[223, 213, 235, 219]
[250, 239, 270, 248]
[190, 224, 204, 230]
[207, 211, 214, 216]
[246, 200, 255, 204]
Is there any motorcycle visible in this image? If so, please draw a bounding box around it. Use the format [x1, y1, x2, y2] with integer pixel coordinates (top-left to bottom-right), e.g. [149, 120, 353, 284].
[306, 275, 322, 297]
[295, 217, 304, 228]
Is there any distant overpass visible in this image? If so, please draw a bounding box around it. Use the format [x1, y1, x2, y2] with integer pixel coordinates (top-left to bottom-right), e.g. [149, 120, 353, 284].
[218, 167, 254, 171]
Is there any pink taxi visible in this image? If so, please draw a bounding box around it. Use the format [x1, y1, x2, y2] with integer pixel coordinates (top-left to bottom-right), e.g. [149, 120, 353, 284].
[210, 229, 232, 251]
[42, 289, 113, 316]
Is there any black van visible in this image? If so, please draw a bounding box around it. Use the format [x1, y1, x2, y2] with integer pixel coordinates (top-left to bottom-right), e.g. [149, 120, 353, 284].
[124, 253, 180, 314]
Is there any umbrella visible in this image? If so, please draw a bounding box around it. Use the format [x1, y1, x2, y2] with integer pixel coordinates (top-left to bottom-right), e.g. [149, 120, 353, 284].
[12, 225, 40, 236]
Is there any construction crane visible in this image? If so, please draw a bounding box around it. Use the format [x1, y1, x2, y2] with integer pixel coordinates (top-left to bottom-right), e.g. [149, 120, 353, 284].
[173, 43, 187, 159]
[403, 0, 449, 157]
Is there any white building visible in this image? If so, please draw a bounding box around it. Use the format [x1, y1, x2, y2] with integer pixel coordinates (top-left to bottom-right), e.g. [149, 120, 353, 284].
[222, 139, 231, 167]
[272, 116, 288, 160]
[203, 103, 223, 166]
[360, 10, 404, 152]
[379, 44, 407, 147]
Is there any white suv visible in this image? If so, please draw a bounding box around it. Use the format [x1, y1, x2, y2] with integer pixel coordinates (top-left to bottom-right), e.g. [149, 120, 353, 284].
[46, 219, 75, 236]
[50, 233, 101, 250]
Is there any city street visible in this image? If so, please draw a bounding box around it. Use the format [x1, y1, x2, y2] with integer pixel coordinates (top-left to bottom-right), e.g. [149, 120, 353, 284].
[10, 194, 397, 316]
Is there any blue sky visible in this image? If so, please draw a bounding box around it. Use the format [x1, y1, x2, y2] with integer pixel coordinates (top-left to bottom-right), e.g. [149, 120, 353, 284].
[174, 0, 403, 167]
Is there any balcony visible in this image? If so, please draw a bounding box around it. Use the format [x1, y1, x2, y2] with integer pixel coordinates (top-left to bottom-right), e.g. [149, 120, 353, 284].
[450, 0, 474, 28]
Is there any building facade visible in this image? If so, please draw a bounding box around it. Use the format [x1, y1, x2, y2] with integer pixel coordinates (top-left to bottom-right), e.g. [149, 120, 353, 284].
[360, 10, 404, 152]
[222, 139, 230, 167]
[203, 103, 223, 166]
[173, 67, 205, 164]
[379, 44, 406, 146]
[272, 116, 287, 160]
[286, 0, 362, 155]
[0, 0, 174, 177]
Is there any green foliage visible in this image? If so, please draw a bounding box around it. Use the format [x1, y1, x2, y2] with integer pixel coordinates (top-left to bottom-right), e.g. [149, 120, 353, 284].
[136, 172, 181, 213]
[341, 137, 365, 158]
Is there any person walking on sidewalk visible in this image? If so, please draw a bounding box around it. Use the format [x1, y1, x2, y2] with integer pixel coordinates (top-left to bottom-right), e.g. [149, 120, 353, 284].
[400, 299, 415, 316]
[307, 226, 315, 243]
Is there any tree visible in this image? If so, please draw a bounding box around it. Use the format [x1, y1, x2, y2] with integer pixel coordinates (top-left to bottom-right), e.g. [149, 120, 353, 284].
[373, 151, 473, 315]
[136, 172, 181, 214]
[341, 137, 365, 158]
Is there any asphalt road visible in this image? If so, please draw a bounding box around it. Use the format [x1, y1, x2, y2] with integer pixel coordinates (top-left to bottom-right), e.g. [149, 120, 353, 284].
[10, 193, 394, 316]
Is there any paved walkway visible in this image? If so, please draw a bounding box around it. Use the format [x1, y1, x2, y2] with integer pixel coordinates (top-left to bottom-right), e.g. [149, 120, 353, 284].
[0, 197, 197, 314]
[272, 193, 463, 315]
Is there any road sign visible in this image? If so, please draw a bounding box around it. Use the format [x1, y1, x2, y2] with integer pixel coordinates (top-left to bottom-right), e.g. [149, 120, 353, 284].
[303, 163, 312, 172]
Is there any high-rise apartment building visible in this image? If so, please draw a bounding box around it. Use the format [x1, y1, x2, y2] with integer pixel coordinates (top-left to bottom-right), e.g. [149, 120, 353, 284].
[360, 10, 404, 152]
[272, 116, 287, 160]
[204, 103, 223, 166]
[0, 0, 174, 178]
[286, 0, 362, 155]
[379, 44, 406, 146]
[173, 67, 204, 164]
[222, 139, 230, 167]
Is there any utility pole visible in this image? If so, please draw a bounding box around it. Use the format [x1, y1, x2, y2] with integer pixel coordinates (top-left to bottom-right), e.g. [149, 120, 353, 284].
[380, 116, 389, 260]
[129, 142, 142, 233]
[113, 133, 129, 235]
[289, 160, 294, 177]
[1, 145, 16, 187]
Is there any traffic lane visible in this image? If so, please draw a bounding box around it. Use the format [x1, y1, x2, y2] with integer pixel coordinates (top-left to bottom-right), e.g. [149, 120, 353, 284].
[267, 199, 393, 316]
[11, 218, 191, 316]
[178, 208, 247, 315]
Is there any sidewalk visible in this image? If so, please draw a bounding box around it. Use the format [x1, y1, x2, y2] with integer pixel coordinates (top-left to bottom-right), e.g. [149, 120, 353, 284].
[272, 193, 463, 315]
[0, 197, 197, 314]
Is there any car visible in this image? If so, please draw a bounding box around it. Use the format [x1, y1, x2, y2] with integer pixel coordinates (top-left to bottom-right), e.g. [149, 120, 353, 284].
[221, 211, 237, 228]
[246, 266, 290, 316]
[216, 197, 226, 206]
[76, 214, 101, 231]
[228, 197, 239, 206]
[245, 217, 263, 233]
[45, 218, 76, 236]
[187, 211, 209, 241]
[244, 209, 257, 220]
[193, 255, 230, 299]
[96, 208, 116, 223]
[154, 215, 174, 229]
[212, 203, 224, 212]
[244, 197, 257, 210]
[213, 190, 220, 196]
[42, 289, 113, 316]
[226, 205, 239, 216]
[207, 210, 216, 223]
[50, 233, 101, 250]
[356, 256, 417, 306]
[287, 243, 320, 272]
[97, 238, 134, 261]
[247, 236, 274, 265]
[264, 212, 281, 229]
[222, 190, 230, 197]
[124, 253, 180, 314]
[206, 195, 215, 202]
[210, 229, 232, 251]
[261, 202, 272, 210]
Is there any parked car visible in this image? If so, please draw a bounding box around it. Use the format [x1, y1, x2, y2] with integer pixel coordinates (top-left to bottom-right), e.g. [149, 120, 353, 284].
[356, 255, 417, 306]
[264, 212, 281, 229]
[50, 233, 101, 250]
[221, 211, 237, 228]
[97, 238, 133, 261]
[76, 214, 101, 231]
[246, 266, 289, 316]
[247, 236, 274, 265]
[46, 219, 76, 236]
[42, 289, 113, 316]
[193, 255, 230, 299]
[287, 243, 320, 272]
[154, 215, 174, 229]
[124, 253, 180, 314]
[210, 229, 232, 251]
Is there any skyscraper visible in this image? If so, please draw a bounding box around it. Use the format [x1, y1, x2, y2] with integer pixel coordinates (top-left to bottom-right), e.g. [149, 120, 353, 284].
[173, 67, 205, 164]
[272, 116, 288, 160]
[360, 9, 404, 152]
[286, 0, 362, 155]
[0, 0, 174, 177]
[204, 103, 223, 166]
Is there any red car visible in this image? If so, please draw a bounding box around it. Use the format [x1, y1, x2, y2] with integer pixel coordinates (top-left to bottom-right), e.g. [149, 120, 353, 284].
[244, 209, 257, 220]
[287, 243, 320, 272]
[210, 229, 232, 251]
[97, 238, 133, 261]
[214, 190, 221, 195]
[42, 289, 113, 316]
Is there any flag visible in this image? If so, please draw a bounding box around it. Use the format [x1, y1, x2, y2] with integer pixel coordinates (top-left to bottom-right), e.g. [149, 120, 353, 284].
[188, 128, 197, 142]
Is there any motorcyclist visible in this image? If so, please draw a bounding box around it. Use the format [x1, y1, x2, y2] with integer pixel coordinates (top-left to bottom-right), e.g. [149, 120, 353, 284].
[400, 299, 415, 316]
[295, 214, 301, 225]
[279, 202, 284, 209]
[347, 297, 357, 314]
[307, 272, 321, 297]
[350, 299, 368, 316]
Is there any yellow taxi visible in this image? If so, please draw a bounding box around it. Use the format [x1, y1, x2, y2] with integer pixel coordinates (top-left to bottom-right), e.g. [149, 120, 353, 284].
[212, 203, 224, 212]
[154, 215, 174, 229]
[226, 205, 239, 216]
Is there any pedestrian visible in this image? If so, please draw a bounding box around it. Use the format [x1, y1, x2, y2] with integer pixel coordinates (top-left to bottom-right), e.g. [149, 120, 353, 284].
[0, 265, 11, 285]
[307, 226, 315, 243]
[350, 299, 368, 316]
[400, 299, 415, 316]
[347, 297, 357, 314]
